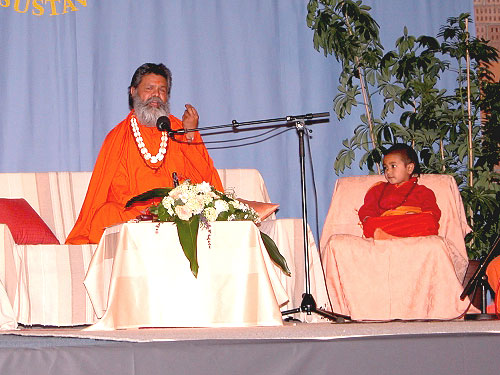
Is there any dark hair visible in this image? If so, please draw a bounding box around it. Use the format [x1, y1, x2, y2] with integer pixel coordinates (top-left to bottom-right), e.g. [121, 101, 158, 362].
[384, 143, 421, 176]
[128, 63, 172, 109]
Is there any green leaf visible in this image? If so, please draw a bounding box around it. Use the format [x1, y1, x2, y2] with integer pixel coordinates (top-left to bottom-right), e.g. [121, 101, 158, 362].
[175, 216, 200, 277]
[334, 149, 349, 174]
[260, 231, 290, 276]
[125, 187, 172, 208]
[217, 211, 230, 221]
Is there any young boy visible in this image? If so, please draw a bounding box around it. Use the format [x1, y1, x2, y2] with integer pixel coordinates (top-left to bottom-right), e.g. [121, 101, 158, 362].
[358, 144, 441, 240]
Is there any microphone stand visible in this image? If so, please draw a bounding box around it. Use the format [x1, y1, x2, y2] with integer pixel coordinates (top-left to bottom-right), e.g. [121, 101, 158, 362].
[278, 118, 349, 323]
[166, 112, 328, 137]
[167, 112, 348, 323]
[460, 234, 500, 320]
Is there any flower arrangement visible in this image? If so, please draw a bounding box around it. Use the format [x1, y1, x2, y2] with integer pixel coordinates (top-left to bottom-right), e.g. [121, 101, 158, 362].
[126, 181, 290, 277]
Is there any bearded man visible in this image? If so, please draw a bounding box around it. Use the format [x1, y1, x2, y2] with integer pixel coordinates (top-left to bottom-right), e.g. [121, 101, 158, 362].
[66, 63, 223, 244]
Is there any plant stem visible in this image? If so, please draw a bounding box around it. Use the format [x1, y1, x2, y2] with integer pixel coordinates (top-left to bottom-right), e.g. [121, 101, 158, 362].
[440, 138, 445, 172]
[344, 11, 381, 174]
[465, 18, 474, 229]
[358, 64, 381, 174]
[466, 18, 474, 188]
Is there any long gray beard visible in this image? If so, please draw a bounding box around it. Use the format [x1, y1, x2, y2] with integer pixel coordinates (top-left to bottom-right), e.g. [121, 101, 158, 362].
[133, 93, 170, 127]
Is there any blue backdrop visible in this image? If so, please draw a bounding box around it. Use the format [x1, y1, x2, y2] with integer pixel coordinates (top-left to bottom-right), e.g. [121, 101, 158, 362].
[0, 0, 473, 241]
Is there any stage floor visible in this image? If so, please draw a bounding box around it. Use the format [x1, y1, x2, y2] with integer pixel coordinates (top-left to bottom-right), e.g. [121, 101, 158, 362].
[1, 320, 499, 375]
[2, 319, 500, 343]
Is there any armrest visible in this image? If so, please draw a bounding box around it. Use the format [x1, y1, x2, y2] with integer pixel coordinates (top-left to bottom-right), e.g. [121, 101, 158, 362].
[0, 223, 19, 308]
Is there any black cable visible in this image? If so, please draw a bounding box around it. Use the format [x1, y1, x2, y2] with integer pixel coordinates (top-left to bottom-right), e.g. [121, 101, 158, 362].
[304, 127, 321, 251]
[203, 128, 280, 144]
[168, 127, 284, 147]
[206, 128, 294, 150]
[303, 126, 337, 313]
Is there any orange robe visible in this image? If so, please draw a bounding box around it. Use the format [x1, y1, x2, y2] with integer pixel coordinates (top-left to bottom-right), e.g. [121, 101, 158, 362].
[358, 177, 441, 238]
[66, 111, 223, 244]
[486, 255, 500, 313]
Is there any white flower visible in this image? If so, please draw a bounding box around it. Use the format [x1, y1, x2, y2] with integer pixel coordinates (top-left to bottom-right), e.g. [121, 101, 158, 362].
[195, 182, 212, 194]
[203, 207, 217, 222]
[175, 205, 193, 221]
[178, 191, 192, 204]
[170, 182, 194, 203]
[247, 207, 258, 216]
[214, 199, 229, 215]
[161, 196, 175, 209]
[186, 195, 205, 214]
[231, 199, 248, 211]
[201, 194, 214, 206]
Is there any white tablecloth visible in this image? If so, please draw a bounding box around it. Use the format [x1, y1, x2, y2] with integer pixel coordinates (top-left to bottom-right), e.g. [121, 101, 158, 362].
[84, 221, 288, 329]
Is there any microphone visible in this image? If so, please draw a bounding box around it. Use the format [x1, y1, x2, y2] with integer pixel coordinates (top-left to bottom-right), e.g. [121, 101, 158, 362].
[156, 116, 190, 141]
[156, 116, 177, 139]
[172, 172, 179, 187]
[156, 116, 172, 133]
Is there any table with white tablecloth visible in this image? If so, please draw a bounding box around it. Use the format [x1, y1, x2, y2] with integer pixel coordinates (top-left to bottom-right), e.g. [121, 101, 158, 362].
[84, 221, 289, 329]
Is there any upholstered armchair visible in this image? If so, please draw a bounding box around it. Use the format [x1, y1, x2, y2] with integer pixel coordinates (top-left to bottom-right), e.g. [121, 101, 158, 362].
[320, 174, 475, 320]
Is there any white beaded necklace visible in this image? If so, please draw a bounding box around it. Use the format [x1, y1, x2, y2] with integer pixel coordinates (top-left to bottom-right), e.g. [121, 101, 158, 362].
[131, 116, 168, 165]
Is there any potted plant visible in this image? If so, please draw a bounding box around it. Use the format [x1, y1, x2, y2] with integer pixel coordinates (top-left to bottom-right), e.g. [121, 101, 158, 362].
[307, 0, 500, 258]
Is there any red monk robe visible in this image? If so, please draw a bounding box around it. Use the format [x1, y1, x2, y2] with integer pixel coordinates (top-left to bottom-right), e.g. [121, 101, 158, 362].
[358, 177, 441, 238]
[66, 111, 223, 244]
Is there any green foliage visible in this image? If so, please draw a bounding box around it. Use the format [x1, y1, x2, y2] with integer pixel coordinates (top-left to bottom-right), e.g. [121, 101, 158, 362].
[307, 3, 500, 259]
[261, 232, 291, 276]
[125, 187, 172, 208]
[175, 215, 200, 277]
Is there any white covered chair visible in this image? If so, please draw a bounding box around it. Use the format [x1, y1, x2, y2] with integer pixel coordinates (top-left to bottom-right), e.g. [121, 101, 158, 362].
[320, 174, 475, 321]
[0, 169, 328, 326]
